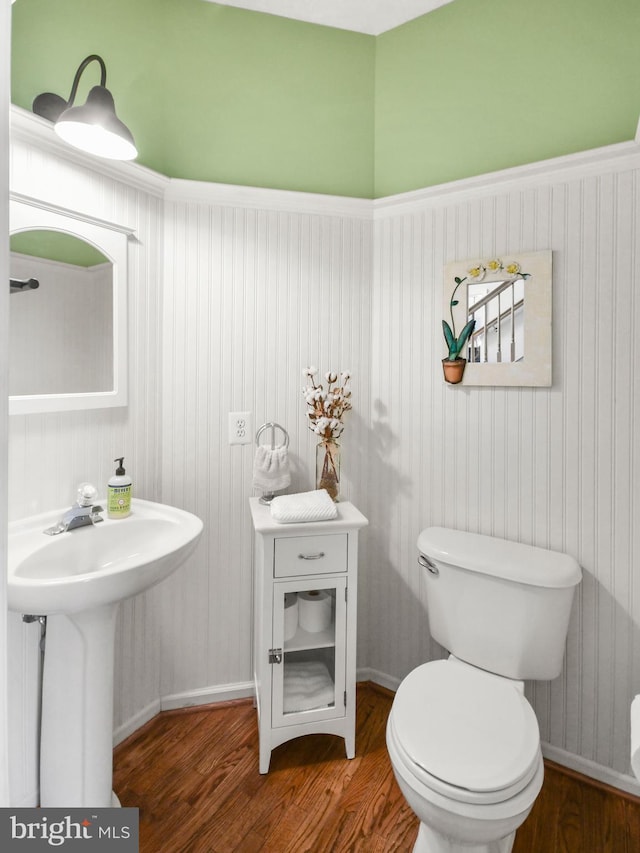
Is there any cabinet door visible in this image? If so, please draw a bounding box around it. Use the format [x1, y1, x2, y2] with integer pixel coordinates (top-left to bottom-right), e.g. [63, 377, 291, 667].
[271, 576, 347, 728]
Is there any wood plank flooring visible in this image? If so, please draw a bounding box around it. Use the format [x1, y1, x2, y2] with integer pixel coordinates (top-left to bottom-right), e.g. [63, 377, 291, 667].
[113, 683, 640, 852]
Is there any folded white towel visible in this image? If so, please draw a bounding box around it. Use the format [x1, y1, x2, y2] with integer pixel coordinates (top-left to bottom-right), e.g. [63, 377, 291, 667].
[270, 489, 338, 524]
[283, 660, 335, 713]
[252, 445, 291, 493]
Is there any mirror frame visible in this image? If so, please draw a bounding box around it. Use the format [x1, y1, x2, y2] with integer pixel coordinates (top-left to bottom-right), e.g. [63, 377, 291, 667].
[9, 193, 133, 414]
[443, 249, 552, 387]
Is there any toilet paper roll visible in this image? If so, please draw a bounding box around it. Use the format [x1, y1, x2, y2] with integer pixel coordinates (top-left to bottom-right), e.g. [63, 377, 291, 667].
[284, 593, 298, 641]
[298, 589, 332, 633]
[631, 695, 640, 780]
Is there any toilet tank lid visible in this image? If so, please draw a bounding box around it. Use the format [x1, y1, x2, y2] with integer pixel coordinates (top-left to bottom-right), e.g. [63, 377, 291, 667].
[417, 527, 582, 589]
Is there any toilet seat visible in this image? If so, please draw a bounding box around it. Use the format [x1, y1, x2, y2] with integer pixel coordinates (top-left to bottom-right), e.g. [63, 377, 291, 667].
[389, 660, 541, 806]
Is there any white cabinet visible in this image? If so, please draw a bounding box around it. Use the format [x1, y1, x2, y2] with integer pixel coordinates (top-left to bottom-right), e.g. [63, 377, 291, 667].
[250, 498, 368, 774]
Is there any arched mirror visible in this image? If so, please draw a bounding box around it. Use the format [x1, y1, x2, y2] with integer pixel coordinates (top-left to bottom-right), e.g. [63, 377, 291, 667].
[9, 196, 131, 414]
[443, 250, 552, 386]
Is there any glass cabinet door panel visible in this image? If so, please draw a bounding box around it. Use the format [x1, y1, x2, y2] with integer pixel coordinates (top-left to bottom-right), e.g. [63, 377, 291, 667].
[272, 577, 347, 728]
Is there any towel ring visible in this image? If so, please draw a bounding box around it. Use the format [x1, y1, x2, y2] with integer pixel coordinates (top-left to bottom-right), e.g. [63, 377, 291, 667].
[255, 421, 289, 450]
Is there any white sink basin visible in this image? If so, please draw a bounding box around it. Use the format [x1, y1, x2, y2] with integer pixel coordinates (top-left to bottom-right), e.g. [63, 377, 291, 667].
[8, 498, 203, 615]
[8, 497, 203, 807]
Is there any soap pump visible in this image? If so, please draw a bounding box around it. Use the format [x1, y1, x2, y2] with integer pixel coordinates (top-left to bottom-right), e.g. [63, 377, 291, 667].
[108, 457, 132, 518]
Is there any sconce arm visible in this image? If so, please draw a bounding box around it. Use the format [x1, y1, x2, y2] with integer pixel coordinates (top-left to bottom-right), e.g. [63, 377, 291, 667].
[65, 55, 107, 108]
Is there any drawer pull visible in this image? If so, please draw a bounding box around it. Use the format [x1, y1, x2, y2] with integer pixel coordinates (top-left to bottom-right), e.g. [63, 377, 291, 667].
[298, 552, 325, 560]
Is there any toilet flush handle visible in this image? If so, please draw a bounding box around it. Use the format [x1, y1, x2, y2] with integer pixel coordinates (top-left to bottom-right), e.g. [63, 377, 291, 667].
[418, 554, 439, 576]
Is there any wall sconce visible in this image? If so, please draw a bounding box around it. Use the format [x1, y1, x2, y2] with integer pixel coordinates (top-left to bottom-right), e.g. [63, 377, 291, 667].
[32, 54, 137, 161]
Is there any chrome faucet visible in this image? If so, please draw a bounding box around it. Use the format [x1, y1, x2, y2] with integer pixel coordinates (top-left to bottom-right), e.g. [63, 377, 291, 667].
[44, 483, 104, 535]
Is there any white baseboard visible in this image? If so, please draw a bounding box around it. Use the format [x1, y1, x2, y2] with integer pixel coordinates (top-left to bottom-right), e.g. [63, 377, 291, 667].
[116, 675, 380, 746]
[541, 742, 640, 798]
[112, 682, 255, 746]
[357, 666, 401, 692]
[113, 698, 161, 747]
[160, 680, 255, 712]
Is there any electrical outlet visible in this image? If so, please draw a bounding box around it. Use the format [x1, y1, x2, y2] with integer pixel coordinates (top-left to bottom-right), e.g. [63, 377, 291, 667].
[228, 411, 253, 445]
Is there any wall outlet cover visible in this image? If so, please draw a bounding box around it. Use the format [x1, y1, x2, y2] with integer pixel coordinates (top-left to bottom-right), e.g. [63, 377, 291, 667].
[228, 411, 253, 445]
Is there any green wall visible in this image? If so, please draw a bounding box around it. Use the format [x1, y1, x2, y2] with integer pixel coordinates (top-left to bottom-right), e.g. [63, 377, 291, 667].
[11, 0, 640, 199]
[11, 0, 375, 198]
[11, 0, 162, 171]
[374, 0, 640, 196]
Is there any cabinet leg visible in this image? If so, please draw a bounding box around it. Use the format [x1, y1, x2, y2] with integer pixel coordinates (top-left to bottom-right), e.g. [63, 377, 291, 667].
[259, 744, 271, 774]
[345, 732, 355, 760]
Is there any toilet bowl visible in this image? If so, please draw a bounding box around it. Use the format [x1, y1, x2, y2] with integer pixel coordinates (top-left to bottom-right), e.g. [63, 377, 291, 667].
[388, 527, 581, 853]
[386, 658, 544, 853]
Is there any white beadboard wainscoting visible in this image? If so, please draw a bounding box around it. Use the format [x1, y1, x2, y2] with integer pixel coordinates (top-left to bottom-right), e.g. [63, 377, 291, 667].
[7, 120, 167, 804]
[7, 104, 640, 804]
[369, 141, 640, 794]
[157, 189, 373, 703]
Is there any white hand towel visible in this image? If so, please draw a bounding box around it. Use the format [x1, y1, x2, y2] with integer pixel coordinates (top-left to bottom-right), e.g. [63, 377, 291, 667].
[283, 660, 335, 713]
[252, 445, 291, 493]
[270, 489, 338, 524]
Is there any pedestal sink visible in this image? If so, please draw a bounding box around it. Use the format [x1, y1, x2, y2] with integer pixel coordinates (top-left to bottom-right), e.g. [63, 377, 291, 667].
[8, 498, 203, 808]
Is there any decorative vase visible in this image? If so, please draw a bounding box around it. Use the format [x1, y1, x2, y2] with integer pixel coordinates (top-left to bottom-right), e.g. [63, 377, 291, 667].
[316, 439, 341, 501]
[442, 357, 467, 384]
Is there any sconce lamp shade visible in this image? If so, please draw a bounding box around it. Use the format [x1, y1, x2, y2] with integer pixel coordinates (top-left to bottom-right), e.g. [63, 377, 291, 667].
[32, 55, 137, 162]
[55, 86, 137, 161]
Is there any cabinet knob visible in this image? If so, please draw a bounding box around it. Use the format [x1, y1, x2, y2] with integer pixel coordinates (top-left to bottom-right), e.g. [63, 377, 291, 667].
[298, 552, 325, 560]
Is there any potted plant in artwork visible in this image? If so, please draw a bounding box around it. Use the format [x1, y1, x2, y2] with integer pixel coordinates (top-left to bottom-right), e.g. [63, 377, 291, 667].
[303, 367, 352, 501]
[442, 274, 476, 384]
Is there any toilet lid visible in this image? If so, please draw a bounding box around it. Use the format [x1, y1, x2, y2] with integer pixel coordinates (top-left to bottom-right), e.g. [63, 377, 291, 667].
[392, 660, 540, 794]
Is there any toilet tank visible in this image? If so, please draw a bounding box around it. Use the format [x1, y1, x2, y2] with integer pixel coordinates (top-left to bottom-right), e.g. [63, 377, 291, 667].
[417, 527, 582, 680]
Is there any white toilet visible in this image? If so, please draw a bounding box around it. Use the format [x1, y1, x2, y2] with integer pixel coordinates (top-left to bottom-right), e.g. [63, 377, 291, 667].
[386, 527, 581, 853]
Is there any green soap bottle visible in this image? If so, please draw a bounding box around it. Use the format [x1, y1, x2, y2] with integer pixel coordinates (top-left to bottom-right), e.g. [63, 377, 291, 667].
[108, 457, 132, 518]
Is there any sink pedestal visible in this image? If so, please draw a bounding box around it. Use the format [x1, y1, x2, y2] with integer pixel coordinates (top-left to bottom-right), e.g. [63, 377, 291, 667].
[40, 603, 119, 807]
[9, 498, 204, 808]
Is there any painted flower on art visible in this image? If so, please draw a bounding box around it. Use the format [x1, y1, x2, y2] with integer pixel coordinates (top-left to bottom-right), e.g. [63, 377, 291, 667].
[467, 264, 486, 280]
[464, 258, 527, 281]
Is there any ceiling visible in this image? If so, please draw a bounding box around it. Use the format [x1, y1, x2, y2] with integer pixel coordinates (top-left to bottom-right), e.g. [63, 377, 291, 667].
[203, 0, 455, 35]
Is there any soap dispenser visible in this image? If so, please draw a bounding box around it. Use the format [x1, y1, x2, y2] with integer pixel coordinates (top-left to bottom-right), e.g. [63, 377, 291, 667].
[108, 457, 132, 518]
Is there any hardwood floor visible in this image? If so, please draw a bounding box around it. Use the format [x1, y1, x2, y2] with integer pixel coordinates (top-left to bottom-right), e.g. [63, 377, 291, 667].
[513, 760, 640, 853]
[113, 683, 640, 852]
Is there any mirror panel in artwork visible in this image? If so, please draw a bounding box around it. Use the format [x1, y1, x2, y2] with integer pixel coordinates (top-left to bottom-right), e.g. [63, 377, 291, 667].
[443, 250, 552, 386]
[9, 197, 130, 414]
[467, 275, 526, 365]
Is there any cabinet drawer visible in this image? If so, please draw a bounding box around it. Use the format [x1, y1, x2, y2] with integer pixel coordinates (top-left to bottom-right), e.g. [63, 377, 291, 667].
[274, 534, 347, 577]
